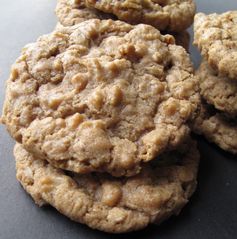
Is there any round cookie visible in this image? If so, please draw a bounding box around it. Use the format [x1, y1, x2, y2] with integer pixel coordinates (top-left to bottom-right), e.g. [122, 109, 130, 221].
[84, 0, 196, 32]
[55, 0, 114, 26]
[192, 101, 237, 154]
[15, 141, 199, 233]
[197, 61, 237, 117]
[2, 19, 199, 176]
[194, 12, 237, 80]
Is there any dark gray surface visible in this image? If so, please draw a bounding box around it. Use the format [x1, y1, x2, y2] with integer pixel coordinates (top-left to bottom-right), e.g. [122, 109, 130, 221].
[0, 1, 236, 239]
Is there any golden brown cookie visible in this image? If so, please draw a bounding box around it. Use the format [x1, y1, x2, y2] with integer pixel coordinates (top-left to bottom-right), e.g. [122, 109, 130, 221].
[194, 12, 237, 80]
[55, 0, 113, 26]
[2, 19, 199, 176]
[84, 0, 196, 32]
[196, 60, 237, 117]
[15, 140, 199, 233]
[56, 1, 191, 51]
[192, 101, 237, 154]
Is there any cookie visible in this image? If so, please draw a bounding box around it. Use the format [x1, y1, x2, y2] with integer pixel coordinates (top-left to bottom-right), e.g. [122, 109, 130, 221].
[84, 0, 196, 32]
[15, 140, 199, 233]
[55, 0, 113, 26]
[192, 101, 237, 154]
[197, 60, 237, 117]
[194, 12, 237, 80]
[56, 0, 190, 51]
[56, 0, 191, 51]
[2, 19, 199, 176]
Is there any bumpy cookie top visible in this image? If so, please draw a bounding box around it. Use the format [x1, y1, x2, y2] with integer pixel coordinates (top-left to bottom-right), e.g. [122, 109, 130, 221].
[56, 0, 113, 26]
[197, 61, 237, 117]
[15, 141, 199, 233]
[194, 11, 237, 80]
[56, 0, 192, 50]
[2, 19, 198, 176]
[81, 0, 196, 32]
[192, 101, 237, 154]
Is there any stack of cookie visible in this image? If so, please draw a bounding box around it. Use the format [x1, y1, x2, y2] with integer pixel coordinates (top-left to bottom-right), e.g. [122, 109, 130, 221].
[1, 0, 200, 233]
[193, 11, 237, 154]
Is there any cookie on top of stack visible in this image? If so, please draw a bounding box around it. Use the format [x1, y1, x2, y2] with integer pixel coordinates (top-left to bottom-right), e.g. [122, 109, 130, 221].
[193, 11, 237, 154]
[1, 0, 199, 233]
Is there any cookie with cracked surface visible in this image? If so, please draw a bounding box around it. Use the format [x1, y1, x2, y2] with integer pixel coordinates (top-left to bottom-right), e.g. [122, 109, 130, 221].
[194, 12, 237, 80]
[197, 60, 237, 117]
[56, 0, 191, 51]
[55, 0, 114, 26]
[55, 0, 190, 51]
[2, 19, 199, 176]
[192, 101, 237, 154]
[15, 140, 199, 233]
[84, 0, 196, 32]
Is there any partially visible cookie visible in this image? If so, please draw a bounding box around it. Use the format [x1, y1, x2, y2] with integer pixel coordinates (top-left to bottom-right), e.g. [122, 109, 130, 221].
[56, 0, 191, 51]
[84, 0, 196, 32]
[2, 19, 199, 176]
[194, 12, 237, 80]
[55, 0, 113, 26]
[197, 61, 237, 117]
[192, 101, 237, 154]
[15, 140, 199, 233]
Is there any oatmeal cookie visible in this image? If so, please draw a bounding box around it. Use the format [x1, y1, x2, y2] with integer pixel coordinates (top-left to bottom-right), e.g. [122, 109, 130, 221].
[15, 140, 199, 233]
[194, 11, 237, 80]
[55, 0, 113, 26]
[56, 1, 191, 51]
[56, 0, 191, 51]
[2, 19, 199, 176]
[84, 0, 196, 32]
[192, 101, 237, 154]
[197, 60, 237, 117]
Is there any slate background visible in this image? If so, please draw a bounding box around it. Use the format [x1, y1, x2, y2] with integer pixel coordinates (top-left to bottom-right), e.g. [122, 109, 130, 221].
[0, 1, 236, 238]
